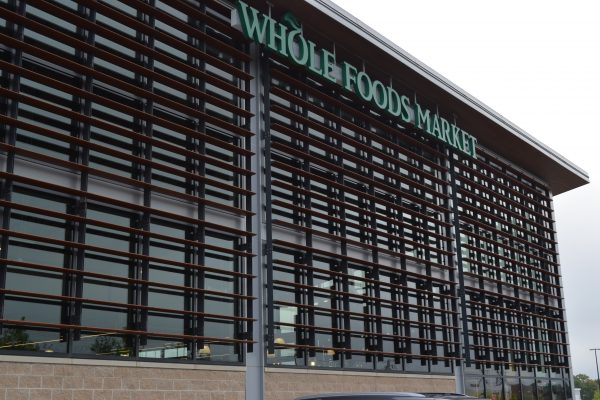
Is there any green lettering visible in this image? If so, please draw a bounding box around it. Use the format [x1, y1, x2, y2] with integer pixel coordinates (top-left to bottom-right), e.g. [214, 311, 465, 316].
[342, 62, 357, 92]
[235, 0, 478, 159]
[452, 124, 463, 150]
[267, 19, 287, 56]
[372, 80, 387, 110]
[461, 130, 472, 155]
[416, 104, 431, 133]
[432, 114, 442, 139]
[387, 86, 401, 117]
[468, 135, 478, 157]
[236, 1, 271, 45]
[307, 41, 322, 75]
[282, 12, 301, 30]
[287, 29, 308, 66]
[356, 71, 372, 101]
[441, 117, 452, 145]
[320, 49, 336, 83]
[400, 95, 412, 123]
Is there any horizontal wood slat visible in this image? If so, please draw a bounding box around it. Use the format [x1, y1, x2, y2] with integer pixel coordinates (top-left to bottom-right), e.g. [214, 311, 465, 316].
[272, 258, 456, 300]
[465, 291, 563, 314]
[99, 0, 250, 62]
[0, 228, 255, 270]
[270, 86, 448, 185]
[2, 257, 253, 292]
[273, 219, 451, 271]
[271, 199, 451, 257]
[0, 173, 252, 236]
[271, 104, 448, 198]
[0, 318, 254, 344]
[272, 279, 458, 315]
[271, 160, 451, 228]
[272, 342, 459, 361]
[0, 140, 253, 198]
[274, 321, 459, 346]
[270, 67, 448, 163]
[461, 243, 559, 278]
[0, 87, 255, 162]
[28, 1, 252, 81]
[272, 240, 455, 287]
[272, 179, 450, 242]
[460, 227, 558, 266]
[271, 124, 449, 212]
[468, 314, 564, 335]
[460, 214, 557, 256]
[459, 201, 555, 244]
[462, 270, 561, 299]
[273, 300, 456, 331]
[1, 288, 255, 317]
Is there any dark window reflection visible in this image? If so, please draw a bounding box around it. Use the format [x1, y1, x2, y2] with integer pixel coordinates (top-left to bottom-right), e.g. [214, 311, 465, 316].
[465, 374, 486, 398]
[505, 377, 522, 400]
[551, 380, 565, 400]
[0, 326, 66, 354]
[537, 379, 552, 400]
[486, 375, 504, 400]
[522, 378, 537, 400]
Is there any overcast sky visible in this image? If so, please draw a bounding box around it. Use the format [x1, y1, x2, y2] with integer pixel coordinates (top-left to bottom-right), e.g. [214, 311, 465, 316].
[331, 0, 600, 378]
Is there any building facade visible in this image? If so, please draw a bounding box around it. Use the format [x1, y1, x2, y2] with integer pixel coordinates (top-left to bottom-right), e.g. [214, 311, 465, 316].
[0, 0, 588, 400]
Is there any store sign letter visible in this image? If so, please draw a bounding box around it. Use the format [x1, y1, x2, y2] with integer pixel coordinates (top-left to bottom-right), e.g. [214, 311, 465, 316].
[232, 1, 478, 158]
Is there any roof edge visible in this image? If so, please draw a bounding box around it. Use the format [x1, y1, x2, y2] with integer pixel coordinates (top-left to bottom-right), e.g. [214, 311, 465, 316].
[307, 0, 590, 188]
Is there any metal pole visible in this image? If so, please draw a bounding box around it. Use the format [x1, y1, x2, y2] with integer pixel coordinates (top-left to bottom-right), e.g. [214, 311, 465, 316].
[590, 348, 600, 399]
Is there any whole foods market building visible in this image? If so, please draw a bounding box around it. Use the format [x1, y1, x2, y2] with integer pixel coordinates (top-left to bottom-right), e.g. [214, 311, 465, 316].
[0, 0, 588, 399]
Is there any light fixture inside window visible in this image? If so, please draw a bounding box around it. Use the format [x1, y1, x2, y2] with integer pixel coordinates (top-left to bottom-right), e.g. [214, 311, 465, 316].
[198, 345, 211, 357]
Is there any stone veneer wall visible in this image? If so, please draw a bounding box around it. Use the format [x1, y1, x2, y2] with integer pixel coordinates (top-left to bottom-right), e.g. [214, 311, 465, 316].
[0, 356, 457, 400]
[265, 369, 456, 400]
[0, 356, 245, 400]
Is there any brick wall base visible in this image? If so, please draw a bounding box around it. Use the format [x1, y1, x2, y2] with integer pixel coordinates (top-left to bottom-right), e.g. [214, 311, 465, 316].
[0, 357, 245, 400]
[0, 357, 456, 400]
[265, 369, 456, 400]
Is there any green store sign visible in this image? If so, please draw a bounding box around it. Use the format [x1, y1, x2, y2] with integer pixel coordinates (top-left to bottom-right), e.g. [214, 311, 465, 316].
[233, 1, 478, 158]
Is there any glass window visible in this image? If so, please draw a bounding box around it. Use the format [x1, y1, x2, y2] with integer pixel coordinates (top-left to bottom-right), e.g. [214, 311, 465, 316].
[0, 325, 66, 354]
[522, 378, 537, 400]
[537, 379, 552, 400]
[505, 377, 522, 400]
[1, 0, 251, 365]
[486, 376, 505, 400]
[551, 380, 565, 400]
[466, 374, 486, 398]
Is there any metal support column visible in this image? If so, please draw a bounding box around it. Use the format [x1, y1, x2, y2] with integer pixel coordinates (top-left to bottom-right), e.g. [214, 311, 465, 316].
[245, 42, 265, 400]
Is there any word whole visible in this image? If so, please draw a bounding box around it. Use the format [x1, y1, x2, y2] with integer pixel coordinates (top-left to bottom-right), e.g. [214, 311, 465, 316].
[233, 0, 478, 158]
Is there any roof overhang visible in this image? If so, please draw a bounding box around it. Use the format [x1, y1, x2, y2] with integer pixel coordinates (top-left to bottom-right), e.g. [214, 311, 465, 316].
[265, 0, 589, 195]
